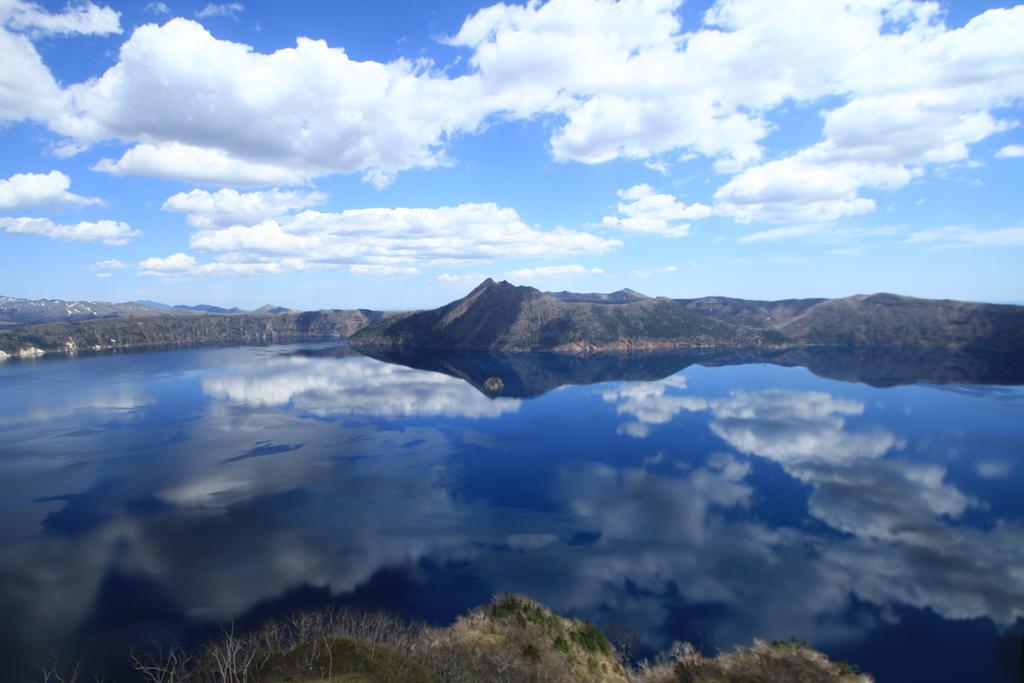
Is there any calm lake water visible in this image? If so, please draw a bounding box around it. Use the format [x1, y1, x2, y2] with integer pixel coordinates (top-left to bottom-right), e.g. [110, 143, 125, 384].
[0, 342, 1022, 681]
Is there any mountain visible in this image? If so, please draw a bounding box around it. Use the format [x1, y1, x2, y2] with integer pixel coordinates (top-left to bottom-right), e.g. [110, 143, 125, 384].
[252, 304, 295, 315]
[352, 279, 1024, 353]
[353, 279, 786, 352]
[0, 309, 392, 357]
[171, 304, 242, 315]
[548, 288, 650, 304]
[0, 296, 296, 326]
[0, 295, 171, 325]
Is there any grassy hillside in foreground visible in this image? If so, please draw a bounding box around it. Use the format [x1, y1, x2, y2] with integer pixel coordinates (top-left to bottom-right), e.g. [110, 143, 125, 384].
[111, 594, 871, 683]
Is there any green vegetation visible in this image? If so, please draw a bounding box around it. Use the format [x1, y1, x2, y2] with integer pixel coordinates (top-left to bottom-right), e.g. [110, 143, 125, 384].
[115, 594, 871, 683]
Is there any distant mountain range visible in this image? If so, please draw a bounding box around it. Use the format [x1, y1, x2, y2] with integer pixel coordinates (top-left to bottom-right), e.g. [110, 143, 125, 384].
[0, 309, 390, 357]
[0, 295, 294, 326]
[2, 279, 1023, 358]
[351, 278, 1024, 353]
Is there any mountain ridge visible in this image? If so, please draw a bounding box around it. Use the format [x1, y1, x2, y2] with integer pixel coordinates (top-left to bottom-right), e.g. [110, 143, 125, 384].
[0, 295, 293, 326]
[352, 279, 1024, 353]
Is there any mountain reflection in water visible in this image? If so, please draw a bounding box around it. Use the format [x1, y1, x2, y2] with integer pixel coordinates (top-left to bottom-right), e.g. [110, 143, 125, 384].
[0, 342, 1020, 682]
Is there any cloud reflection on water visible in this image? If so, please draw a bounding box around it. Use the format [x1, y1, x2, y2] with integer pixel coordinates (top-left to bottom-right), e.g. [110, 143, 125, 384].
[0, 347, 1021, 679]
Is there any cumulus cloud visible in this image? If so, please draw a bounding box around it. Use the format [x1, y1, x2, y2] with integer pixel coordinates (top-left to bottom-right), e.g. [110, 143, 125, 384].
[996, 144, 1024, 159]
[0, 216, 138, 245]
[92, 142, 311, 186]
[3, 0, 1021, 217]
[711, 4, 1024, 224]
[601, 184, 711, 238]
[53, 18, 489, 187]
[906, 226, 1024, 248]
[0, 0, 120, 36]
[0, 26, 65, 122]
[144, 2, 170, 15]
[163, 187, 325, 228]
[448, 0, 769, 170]
[0, 170, 100, 209]
[154, 201, 619, 278]
[505, 264, 603, 279]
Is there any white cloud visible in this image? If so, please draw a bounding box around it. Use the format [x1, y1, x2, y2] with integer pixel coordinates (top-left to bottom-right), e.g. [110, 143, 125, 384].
[163, 187, 325, 228]
[137, 252, 196, 275]
[505, 264, 603, 279]
[601, 184, 711, 238]
[89, 258, 127, 270]
[137, 252, 326, 277]
[144, 2, 170, 15]
[716, 152, 916, 224]
[0, 0, 120, 36]
[0, 26, 65, 122]
[2, 0, 1020, 214]
[0, 216, 138, 245]
[632, 265, 677, 278]
[196, 3, 243, 19]
[906, 226, 1024, 248]
[174, 202, 618, 277]
[349, 264, 418, 276]
[92, 142, 310, 186]
[711, 4, 1024, 223]
[53, 18, 489, 187]
[996, 144, 1024, 159]
[643, 159, 669, 175]
[436, 272, 487, 283]
[0, 170, 100, 209]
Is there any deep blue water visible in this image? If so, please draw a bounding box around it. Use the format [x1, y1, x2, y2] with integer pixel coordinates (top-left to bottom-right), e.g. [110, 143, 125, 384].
[0, 342, 1022, 681]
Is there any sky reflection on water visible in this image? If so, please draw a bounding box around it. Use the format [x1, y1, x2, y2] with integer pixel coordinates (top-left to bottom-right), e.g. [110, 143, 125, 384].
[0, 343, 1021, 681]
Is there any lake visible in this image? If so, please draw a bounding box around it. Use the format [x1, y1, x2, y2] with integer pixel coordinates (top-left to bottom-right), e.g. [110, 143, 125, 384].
[0, 342, 1022, 681]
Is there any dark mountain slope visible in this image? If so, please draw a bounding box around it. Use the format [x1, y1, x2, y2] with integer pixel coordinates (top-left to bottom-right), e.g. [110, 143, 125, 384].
[677, 296, 826, 328]
[354, 280, 1024, 353]
[777, 293, 1024, 352]
[352, 279, 785, 351]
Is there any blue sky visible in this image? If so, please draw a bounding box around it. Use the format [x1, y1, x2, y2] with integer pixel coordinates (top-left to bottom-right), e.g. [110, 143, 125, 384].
[0, 0, 1022, 310]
